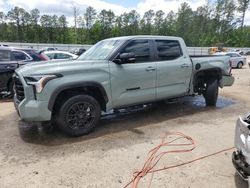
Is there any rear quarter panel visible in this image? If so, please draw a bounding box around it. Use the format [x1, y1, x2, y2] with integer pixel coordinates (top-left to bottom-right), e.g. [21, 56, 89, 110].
[189, 56, 232, 93]
[191, 56, 231, 75]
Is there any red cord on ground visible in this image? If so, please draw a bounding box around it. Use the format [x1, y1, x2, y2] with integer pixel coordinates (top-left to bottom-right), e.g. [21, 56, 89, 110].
[123, 132, 234, 188]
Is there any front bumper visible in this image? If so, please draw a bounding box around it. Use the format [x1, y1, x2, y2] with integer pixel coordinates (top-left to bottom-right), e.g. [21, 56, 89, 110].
[232, 113, 250, 180]
[13, 73, 51, 122]
[220, 75, 235, 87]
[232, 151, 250, 181]
[14, 95, 51, 121]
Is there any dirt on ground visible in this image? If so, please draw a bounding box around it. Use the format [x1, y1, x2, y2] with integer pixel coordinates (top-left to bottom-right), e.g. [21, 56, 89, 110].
[0, 58, 250, 188]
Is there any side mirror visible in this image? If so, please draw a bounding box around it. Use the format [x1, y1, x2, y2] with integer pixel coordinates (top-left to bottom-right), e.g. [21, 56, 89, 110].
[114, 52, 135, 64]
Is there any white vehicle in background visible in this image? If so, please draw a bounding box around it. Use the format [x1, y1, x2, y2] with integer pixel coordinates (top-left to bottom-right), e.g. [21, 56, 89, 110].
[214, 52, 246, 68]
[43, 51, 78, 60]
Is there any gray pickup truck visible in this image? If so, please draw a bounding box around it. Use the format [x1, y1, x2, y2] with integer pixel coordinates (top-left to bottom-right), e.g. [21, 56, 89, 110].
[14, 36, 234, 136]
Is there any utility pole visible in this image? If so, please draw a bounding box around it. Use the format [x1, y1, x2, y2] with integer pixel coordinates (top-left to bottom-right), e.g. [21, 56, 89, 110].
[73, 6, 79, 44]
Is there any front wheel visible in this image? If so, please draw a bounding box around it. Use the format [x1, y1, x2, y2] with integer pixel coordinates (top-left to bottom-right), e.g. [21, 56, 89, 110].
[56, 95, 101, 137]
[237, 62, 243, 69]
[8, 80, 14, 97]
[203, 79, 219, 107]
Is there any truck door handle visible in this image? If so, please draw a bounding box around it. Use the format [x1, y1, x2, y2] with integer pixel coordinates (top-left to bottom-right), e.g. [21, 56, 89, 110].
[181, 63, 189, 68]
[145, 66, 156, 71]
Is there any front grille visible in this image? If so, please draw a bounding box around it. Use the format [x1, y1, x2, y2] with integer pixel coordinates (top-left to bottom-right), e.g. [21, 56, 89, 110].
[14, 75, 25, 102]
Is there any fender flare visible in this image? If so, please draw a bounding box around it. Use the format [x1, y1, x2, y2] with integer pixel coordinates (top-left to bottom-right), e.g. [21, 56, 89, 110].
[48, 81, 109, 111]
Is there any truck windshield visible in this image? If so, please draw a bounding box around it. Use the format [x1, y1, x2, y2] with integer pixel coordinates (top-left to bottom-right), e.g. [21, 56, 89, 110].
[78, 40, 123, 60]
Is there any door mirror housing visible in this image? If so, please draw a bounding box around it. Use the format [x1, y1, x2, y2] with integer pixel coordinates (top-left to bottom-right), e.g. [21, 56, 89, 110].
[114, 52, 135, 64]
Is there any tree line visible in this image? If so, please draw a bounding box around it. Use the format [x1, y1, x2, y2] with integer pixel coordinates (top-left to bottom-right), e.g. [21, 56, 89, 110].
[0, 0, 249, 47]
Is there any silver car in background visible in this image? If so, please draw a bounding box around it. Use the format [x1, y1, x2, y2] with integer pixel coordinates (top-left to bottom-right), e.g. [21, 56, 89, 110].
[43, 50, 78, 60]
[215, 52, 246, 68]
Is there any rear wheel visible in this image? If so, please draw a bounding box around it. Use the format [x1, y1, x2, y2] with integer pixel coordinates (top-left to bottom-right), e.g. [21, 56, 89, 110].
[237, 62, 243, 69]
[55, 95, 101, 137]
[203, 79, 218, 106]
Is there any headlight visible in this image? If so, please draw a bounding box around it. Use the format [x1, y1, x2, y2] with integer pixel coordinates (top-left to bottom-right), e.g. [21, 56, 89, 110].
[24, 74, 61, 93]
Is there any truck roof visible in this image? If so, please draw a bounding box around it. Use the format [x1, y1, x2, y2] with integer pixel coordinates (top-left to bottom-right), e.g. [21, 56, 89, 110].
[104, 35, 183, 41]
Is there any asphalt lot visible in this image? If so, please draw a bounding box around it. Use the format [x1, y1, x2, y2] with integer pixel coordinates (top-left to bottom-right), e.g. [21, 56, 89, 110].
[0, 59, 250, 188]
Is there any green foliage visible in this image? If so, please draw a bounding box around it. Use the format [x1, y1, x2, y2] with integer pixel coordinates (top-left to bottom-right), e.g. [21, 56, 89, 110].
[0, 1, 250, 47]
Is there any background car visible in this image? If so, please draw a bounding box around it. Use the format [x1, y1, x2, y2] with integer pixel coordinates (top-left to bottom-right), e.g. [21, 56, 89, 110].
[14, 48, 49, 62]
[214, 52, 246, 68]
[0, 44, 9, 47]
[39, 47, 58, 54]
[43, 51, 78, 60]
[74, 48, 86, 56]
[0, 47, 48, 96]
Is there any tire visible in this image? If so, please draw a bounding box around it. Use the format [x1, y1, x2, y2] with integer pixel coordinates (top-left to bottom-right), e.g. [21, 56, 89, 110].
[8, 80, 14, 97]
[237, 62, 243, 69]
[55, 95, 101, 137]
[203, 79, 219, 106]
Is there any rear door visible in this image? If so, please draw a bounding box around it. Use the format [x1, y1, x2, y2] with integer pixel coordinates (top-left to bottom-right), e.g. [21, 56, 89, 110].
[154, 39, 193, 100]
[109, 39, 157, 107]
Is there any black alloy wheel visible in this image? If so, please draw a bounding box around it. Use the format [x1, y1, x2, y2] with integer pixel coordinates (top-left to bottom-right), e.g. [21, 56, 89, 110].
[66, 102, 96, 130]
[56, 95, 101, 136]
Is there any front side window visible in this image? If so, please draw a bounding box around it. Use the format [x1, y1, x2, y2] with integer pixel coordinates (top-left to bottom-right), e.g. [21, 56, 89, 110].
[120, 40, 150, 63]
[0, 50, 11, 61]
[57, 53, 71, 59]
[225, 53, 232, 57]
[12, 51, 29, 61]
[155, 40, 182, 61]
[46, 53, 55, 59]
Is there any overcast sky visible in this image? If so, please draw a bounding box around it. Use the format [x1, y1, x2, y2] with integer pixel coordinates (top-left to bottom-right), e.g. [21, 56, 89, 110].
[0, 0, 249, 25]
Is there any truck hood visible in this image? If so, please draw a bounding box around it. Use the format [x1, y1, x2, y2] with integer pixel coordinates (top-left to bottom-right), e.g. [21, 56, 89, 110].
[15, 60, 103, 77]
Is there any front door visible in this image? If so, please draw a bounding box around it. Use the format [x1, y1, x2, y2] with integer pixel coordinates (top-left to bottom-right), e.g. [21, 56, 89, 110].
[109, 39, 157, 108]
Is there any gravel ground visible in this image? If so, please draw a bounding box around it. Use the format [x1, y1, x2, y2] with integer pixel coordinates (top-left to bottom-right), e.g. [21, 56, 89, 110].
[0, 58, 249, 188]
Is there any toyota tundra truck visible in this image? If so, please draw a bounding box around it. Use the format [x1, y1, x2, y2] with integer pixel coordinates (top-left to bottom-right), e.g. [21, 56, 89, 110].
[13, 36, 234, 136]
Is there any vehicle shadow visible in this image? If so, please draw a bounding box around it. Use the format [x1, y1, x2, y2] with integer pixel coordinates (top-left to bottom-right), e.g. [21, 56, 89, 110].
[234, 173, 248, 188]
[17, 95, 237, 146]
[0, 94, 13, 103]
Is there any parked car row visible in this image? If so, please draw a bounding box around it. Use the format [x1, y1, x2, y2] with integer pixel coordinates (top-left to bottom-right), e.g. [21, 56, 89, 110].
[43, 51, 78, 60]
[0, 46, 85, 96]
[0, 47, 49, 96]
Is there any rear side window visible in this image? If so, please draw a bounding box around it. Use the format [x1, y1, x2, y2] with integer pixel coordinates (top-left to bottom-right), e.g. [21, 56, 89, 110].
[155, 40, 183, 61]
[121, 40, 150, 63]
[0, 50, 11, 61]
[56, 53, 71, 59]
[232, 53, 240, 57]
